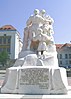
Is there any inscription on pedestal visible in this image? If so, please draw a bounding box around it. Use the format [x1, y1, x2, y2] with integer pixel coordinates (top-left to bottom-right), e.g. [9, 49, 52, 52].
[20, 68, 49, 89]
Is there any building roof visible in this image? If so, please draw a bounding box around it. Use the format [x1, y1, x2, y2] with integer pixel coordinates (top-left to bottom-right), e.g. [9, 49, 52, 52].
[56, 43, 71, 49]
[62, 43, 71, 47]
[55, 44, 63, 49]
[0, 25, 16, 31]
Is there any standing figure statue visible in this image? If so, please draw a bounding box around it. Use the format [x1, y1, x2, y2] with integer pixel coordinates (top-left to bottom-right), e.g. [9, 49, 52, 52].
[23, 9, 47, 51]
[23, 9, 55, 54]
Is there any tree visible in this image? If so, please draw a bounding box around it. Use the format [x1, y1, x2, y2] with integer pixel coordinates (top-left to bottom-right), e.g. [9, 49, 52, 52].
[0, 50, 9, 66]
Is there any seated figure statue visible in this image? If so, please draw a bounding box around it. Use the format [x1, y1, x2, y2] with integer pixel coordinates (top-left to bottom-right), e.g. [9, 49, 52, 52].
[32, 28, 51, 58]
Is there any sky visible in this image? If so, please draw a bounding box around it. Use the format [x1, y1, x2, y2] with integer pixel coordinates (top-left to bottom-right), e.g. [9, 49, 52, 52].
[0, 0, 71, 44]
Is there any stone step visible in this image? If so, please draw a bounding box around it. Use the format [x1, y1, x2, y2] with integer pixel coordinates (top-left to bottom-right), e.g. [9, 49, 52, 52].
[0, 93, 71, 99]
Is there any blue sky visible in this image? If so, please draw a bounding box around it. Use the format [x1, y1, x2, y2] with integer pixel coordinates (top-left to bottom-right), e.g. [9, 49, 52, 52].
[0, 0, 71, 44]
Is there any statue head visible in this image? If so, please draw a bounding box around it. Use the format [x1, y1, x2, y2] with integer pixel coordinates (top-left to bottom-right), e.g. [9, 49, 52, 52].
[34, 9, 39, 15]
[40, 9, 46, 17]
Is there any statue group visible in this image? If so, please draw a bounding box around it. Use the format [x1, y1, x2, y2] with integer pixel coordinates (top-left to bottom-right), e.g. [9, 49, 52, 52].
[1, 9, 70, 95]
[23, 9, 55, 56]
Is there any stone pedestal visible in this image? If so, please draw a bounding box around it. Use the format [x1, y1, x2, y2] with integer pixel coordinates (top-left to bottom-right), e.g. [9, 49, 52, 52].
[1, 66, 68, 94]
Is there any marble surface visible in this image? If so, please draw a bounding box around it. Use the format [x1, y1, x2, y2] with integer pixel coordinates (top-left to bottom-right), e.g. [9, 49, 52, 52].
[1, 66, 69, 94]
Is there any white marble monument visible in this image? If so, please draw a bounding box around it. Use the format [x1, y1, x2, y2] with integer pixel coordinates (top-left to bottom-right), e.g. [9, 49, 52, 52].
[1, 9, 70, 94]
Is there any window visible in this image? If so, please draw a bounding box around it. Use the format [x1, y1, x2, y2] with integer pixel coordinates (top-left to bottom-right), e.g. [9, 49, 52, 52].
[7, 38, 11, 44]
[69, 54, 71, 59]
[7, 48, 10, 53]
[3, 38, 6, 44]
[4, 34, 6, 36]
[65, 54, 68, 59]
[0, 38, 2, 44]
[0, 48, 2, 51]
[66, 60, 68, 65]
[60, 61, 62, 64]
[60, 54, 62, 59]
[69, 60, 71, 64]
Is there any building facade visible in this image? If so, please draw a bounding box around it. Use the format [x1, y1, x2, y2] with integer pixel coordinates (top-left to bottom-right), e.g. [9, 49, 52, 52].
[0, 25, 23, 59]
[56, 43, 71, 68]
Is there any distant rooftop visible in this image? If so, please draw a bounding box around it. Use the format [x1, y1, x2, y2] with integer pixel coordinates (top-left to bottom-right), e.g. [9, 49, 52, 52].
[55, 44, 63, 49]
[56, 43, 71, 49]
[0, 25, 16, 31]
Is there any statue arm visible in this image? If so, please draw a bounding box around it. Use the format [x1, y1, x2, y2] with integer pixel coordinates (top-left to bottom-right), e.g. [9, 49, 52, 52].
[26, 16, 32, 26]
[37, 15, 47, 24]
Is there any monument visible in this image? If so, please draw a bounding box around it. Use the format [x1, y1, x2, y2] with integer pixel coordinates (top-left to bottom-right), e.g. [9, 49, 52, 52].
[1, 9, 70, 94]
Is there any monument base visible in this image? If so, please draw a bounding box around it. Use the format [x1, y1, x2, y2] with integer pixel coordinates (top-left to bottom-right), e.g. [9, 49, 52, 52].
[1, 66, 69, 94]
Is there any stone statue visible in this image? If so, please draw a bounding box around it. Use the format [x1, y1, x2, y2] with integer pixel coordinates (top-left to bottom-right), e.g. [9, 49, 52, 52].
[23, 9, 54, 52]
[1, 9, 69, 95]
[23, 9, 46, 51]
[32, 27, 51, 58]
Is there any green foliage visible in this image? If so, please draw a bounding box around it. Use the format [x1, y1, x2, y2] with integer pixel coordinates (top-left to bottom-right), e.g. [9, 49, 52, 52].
[0, 50, 9, 66]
